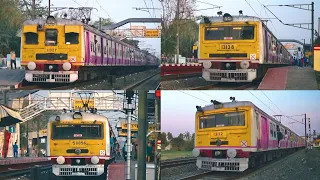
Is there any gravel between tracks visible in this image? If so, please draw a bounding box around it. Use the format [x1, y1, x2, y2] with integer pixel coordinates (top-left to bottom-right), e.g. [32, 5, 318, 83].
[239, 149, 320, 180]
[76, 69, 160, 90]
[161, 163, 210, 180]
[161, 77, 214, 90]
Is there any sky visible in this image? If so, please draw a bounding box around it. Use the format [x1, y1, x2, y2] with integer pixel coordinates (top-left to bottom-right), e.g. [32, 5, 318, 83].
[41, 0, 161, 57]
[161, 90, 320, 138]
[195, 0, 319, 47]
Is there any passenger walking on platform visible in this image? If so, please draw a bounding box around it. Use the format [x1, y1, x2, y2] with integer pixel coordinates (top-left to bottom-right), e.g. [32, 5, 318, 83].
[10, 51, 16, 69]
[13, 142, 18, 158]
[296, 47, 304, 67]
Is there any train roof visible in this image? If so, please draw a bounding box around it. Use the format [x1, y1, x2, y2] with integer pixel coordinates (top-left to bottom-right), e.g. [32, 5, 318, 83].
[48, 111, 108, 122]
[199, 15, 261, 24]
[202, 101, 299, 136]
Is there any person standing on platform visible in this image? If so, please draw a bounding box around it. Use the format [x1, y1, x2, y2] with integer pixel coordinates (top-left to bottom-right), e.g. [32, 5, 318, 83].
[146, 141, 152, 162]
[13, 142, 18, 158]
[122, 142, 127, 161]
[10, 51, 16, 69]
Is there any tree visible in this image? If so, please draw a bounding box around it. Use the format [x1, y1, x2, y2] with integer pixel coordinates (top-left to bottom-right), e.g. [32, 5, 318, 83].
[92, 18, 114, 29]
[160, 132, 168, 147]
[161, 0, 198, 58]
[170, 136, 185, 151]
[317, 134, 320, 139]
[167, 132, 173, 141]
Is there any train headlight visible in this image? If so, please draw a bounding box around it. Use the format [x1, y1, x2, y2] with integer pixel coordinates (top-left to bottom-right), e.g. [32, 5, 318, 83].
[214, 151, 221, 156]
[192, 148, 200, 157]
[27, 62, 36, 70]
[48, 65, 53, 70]
[227, 149, 237, 158]
[240, 61, 250, 69]
[76, 159, 81, 164]
[63, 62, 71, 71]
[225, 63, 231, 68]
[56, 156, 65, 164]
[91, 156, 99, 164]
[203, 61, 212, 69]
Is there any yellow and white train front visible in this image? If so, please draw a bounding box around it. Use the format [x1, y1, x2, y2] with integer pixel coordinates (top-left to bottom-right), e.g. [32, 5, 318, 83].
[192, 104, 255, 172]
[21, 16, 83, 83]
[198, 14, 262, 82]
[47, 112, 111, 177]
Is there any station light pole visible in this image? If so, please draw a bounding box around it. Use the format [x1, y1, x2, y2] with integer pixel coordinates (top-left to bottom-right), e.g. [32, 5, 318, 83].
[138, 91, 148, 180]
[124, 91, 135, 180]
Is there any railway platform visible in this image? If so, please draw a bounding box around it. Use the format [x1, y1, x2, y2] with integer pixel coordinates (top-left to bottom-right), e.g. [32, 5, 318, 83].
[108, 160, 136, 180]
[0, 69, 25, 89]
[258, 66, 318, 90]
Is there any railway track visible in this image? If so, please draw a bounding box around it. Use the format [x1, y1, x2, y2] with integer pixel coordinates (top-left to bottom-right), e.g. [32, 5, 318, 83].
[0, 165, 52, 179]
[161, 157, 197, 169]
[125, 73, 160, 90]
[16, 69, 160, 90]
[192, 82, 258, 90]
[161, 73, 202, 82]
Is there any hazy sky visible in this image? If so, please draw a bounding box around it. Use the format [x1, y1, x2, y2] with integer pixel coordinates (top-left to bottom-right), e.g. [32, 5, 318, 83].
[161, 90, 320, 137]
[195, 0, 319, 46]
[41, 0, 161, 57]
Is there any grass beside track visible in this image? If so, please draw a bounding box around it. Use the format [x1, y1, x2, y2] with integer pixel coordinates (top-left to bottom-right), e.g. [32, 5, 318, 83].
[161, 150, 192, 160]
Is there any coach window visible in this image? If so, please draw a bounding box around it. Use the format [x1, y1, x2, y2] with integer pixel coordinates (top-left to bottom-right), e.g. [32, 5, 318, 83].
[45, 29, 58, 46]
[65, 32, 79, 44]
[24, 32, 38, 44]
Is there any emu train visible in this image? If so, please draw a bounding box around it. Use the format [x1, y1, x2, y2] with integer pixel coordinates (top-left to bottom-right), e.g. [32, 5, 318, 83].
[47, 111, 115, 179]
[21, 16, 159, 83]
[192, 101, 304, 172]
[195, 13, 293, 82]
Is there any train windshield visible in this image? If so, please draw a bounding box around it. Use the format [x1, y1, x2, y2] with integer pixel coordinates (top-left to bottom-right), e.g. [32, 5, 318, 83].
[45, 29, 58, 46]
[199, 111, 245, 129]
[52, 124, 103, 139]
[204, 26, 255, 40]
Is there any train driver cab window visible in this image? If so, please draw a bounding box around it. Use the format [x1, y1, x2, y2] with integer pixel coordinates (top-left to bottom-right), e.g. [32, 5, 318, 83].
[65, 32, 79, 44]
[45, 29, 58, 46]
[25, 32, 38, 44]
[199, 111, 245, 129]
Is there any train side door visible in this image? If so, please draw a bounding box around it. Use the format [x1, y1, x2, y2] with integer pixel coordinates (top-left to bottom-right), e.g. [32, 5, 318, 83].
[85, 31, 90, 65]
[260, 116, 269, 149]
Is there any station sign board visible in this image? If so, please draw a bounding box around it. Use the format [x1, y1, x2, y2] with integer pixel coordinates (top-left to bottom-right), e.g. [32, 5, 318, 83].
[73, 99, 94, 110]
[144, 29, 161, 38]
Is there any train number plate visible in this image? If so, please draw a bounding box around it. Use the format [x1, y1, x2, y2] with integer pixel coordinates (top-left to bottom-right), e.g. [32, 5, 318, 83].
[220, 44, 235, 50]
[70, 140, 87, 147]
[212, 131, 225, 137]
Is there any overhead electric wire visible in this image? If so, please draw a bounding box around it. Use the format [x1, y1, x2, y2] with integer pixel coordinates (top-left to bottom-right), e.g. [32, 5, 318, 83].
[248, 91, 278, 114]
[179, 91, 209, 104]
[244, 0, 260, 17]
[261, 91, 283, 114]
[95, 0, 113, 21]
[256, 0, 277, 33]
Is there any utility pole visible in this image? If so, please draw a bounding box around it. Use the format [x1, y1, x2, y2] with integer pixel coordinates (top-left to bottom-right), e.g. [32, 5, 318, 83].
[308, 118, 311, 148]
[124, 91, 134, 180]
[49, 0, 51, 16]
[2, 90, 7, 158]
[305, 114, 307, 148]
[37, 117, 40, 157]
[175, 0, 180, 64]
[311, 2, 314, 65]
[154, 91, 160, 180]
[99, 17, 102, 30]
[32, 0, 36, 19]
[138, 91, 148, 180]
